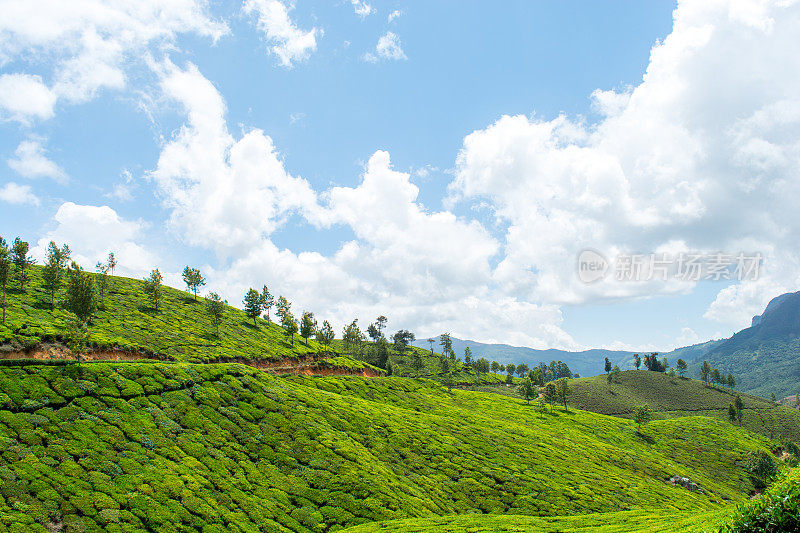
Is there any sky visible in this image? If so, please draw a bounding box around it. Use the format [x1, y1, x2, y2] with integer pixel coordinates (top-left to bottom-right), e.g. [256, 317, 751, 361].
[1, 0, 799, 352]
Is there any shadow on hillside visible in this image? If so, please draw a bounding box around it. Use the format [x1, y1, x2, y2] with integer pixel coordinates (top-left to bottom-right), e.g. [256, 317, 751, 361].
[137, 305, 158, 315]
[636, 433, 655, 444]
[182, 297, 199, 304]
[243, 322, 259, 330]
[31, 301, 52, 310]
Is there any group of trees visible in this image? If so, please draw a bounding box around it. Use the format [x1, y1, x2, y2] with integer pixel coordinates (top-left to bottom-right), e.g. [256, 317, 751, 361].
[728, 395, 745, 425]
[629, 352, 670, 372]
[517, 375, 572, 412]
[0, 236, 120, 331]
[700, 361, 736, 388]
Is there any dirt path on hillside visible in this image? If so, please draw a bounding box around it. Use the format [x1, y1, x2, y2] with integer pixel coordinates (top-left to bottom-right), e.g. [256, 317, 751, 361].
[0, 343, 381, 377]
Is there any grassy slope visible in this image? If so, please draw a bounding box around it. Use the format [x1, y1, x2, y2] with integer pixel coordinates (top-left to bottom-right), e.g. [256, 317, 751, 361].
[340, 507, 731, 532]
[0, 363, 775, 533]
[565, 370, 800, 442]
[0, 266, 353, 365]
[720, 467, 800, 532]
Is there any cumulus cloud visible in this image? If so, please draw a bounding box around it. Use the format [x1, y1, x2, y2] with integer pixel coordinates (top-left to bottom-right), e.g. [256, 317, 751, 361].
[0, 0, 226, 119]
[387, 10, 402, 23]
[364, 31, 406, 62]
[148, 59, 323, 256]
[7, 137, 66, 182]
[0, 182, 39, 206]
[243, 0, 318, 67]
[0, 74, 56, 123]
[350, 0, 375, 18]
[450, 0, 800, 332]
[32, 202, 155, 275]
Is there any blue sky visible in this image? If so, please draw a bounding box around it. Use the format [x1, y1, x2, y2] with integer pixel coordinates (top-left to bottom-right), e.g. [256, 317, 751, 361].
[2, 0, 798, 351]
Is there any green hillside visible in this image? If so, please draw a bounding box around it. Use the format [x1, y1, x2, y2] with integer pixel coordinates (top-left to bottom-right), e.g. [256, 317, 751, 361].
[0, 363, 775, 532]
[721, 466, 800, 532]
[566, 370, 800, 441]
[0, 266, 379, 376]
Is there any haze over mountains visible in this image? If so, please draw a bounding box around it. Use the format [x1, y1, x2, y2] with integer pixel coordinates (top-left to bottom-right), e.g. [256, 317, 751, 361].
[419, 291, 800, 398]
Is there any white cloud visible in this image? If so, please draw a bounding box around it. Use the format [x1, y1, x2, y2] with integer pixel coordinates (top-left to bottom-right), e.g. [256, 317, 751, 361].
[0, 182, 39, 206]
[0, 0, 227, 117]
[449, 0, 800, 332]
[243, 0, 318, 67]
[0, 74, 56, 123]
[148, 59, 323, 256]
[387, 10, 402, 23]
[32, 202, 155, 275]
[7, 137, 66, 182]
[364, 31, 406, 62]
[105, 169, 136, 202]
[350, 0, 375, 18]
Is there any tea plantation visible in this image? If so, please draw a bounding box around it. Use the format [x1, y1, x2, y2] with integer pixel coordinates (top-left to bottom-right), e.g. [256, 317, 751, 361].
[0, 361, 778, 532]
[0, 266, 365, 371]
[566, 370, 800, 442]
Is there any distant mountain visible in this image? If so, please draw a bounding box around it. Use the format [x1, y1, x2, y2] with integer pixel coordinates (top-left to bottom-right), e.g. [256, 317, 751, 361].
[411, 337, 635, 378]
[695, 290, 800, 398]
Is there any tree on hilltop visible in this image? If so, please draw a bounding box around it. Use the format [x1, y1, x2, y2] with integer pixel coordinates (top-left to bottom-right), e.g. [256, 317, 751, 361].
[205, 292, 226, 336]
[0, 238, 13, 325]
[243, 289, 263, 327]
[726, 374, 736, 389]
[344, 320, 366, 357]
[366, 323, 381, 342]
[439, 333, 452, 356]
[393, 329, 415, 357]
[107, 252, 117, 276]
[275, 296, 291, 322]
[676, 358, 687, 378]
[316, 320, 335, 349]
[11, 237, 34, 290]
[463, 347, 473, 366]
[517, 377, 537, 404]
[182, 267, 205, 301]
[711, 367, 722, 385]
[633, 404, 652, 435]
[604, 357, 611, 374]
[42, 241, 71, 309]
[427, 338, 435, 354]
[516, 363, 529, 377]
[700, 360, 711, 383]
[633, 353, 641, 370]
[94, 261, 110, 306]
[282, 313, 298, 346]
[491, 360, 500, 373]
[65, 262, 96, 322]
[556, 377, 571, 411]
[261, 285, 274, 321]
[143, 269, 163, 312]
[300, 311, 317, 346]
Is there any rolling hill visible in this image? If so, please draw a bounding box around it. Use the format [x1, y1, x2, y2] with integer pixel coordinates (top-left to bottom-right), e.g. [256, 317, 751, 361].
[0, 362, 775, 532]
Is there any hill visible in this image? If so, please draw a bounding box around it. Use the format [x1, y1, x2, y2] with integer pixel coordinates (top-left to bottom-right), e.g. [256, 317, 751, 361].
[0, 362, 775, 532]
[0, 265, 379, 376]
[411, 337, 634, 378]
[565, 370, 800, 441]
[690, 291, 800, 399]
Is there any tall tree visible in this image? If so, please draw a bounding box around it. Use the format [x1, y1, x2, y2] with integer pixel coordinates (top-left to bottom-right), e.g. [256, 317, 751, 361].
[556, 377, 571, 411]
[65, 262, 96, 322]
[531, 367, 544, 386]
[516, 363, 529, 377]
[205, 292, 226, 336]
[275, 296, 290, 322]
[727, 374, 736, 388]
[282, 313, 298, 345]
[392, 329, 415, 357]
[107, 252, 117, 276]
[412, 351, 424, 373]
[243, 288, 263, 327]
[42, 241, 70, 309]
[604, 357, 612, 374]
[366, 323, 381, 342]
[316, 320, 335, 349]
[261, 285, 274, 321]
[676, 358, 687, 378]
[11, 237, 34, 290]
[728, 403, 737, 424]
[142, 269, 163, 312]
[0, 238, 12, 325]
[491, 360, 500, 373]
[735, 395, 744, 425]
[375, 315, 387, 337]
[711, 367, 722, 385]
[343, 319, 366, 357]
[633, 353, 641, 370]
[700, 360, 711, 383]
[506, 363, 516, 379]
[633, 404, 652, 435]
[439, 333, 453, 356]
[517, 377, 537, 404]
[299, 311, 317, 346]
[94, 261, 110, 306]
[181, 267, 205, 301]
[463, 346, 473, 366]
[427, 338, 435, 354]
[543, 382, 557, 412]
